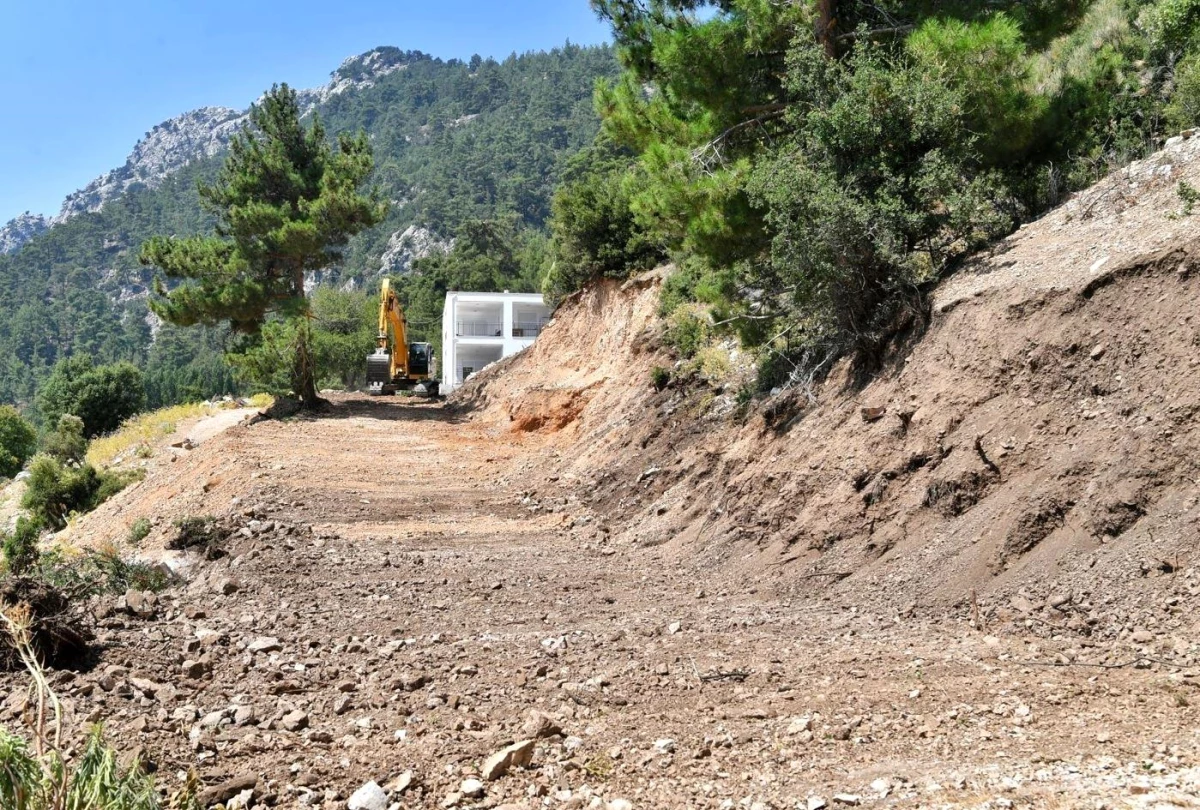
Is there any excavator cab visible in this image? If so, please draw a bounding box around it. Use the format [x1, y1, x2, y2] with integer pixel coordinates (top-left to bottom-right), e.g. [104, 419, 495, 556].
[365, 279, 440, 397]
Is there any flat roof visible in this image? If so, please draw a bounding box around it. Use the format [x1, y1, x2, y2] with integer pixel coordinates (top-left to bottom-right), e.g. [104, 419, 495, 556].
[446, 291, 546, 300]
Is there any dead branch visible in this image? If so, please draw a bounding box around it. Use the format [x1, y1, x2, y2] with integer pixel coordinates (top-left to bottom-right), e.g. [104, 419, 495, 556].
[974, 434, 1001, 477]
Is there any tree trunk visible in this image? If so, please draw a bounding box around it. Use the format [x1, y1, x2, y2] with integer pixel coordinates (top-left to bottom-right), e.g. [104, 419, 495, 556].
[815, 0, 838, 59]
[293, 317, 323, 410]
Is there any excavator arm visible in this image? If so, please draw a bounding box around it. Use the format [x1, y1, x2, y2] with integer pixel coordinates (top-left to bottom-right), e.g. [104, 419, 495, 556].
[365, 278, 439, 396]
[377, 278, 410, 381]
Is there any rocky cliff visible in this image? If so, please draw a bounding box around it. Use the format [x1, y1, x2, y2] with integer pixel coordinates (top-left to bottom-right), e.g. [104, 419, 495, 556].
[51, 48, 429, 225]
[0, 212, 48, 254]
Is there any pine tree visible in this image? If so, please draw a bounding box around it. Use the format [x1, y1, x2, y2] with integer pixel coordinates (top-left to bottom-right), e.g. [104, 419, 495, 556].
[139, 84, 385, 408]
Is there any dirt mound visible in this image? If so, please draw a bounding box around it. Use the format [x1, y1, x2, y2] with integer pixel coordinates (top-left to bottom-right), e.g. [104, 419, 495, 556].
[456, 141, 1200, 624]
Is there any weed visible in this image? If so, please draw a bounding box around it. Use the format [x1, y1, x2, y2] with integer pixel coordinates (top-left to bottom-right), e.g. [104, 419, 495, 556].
[692, 346, 732, 382]
[583, 753, 615, 781]
[1179, 180, 1200, 216]
[168, 516, 220, 551]
[126, 519, 152, 547]
[0, 605, 199, 809]
[86, 403, 212, 468]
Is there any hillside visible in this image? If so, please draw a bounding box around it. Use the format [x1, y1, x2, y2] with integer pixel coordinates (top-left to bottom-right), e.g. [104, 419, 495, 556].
[459, 133, 1200, 624]
[8, 133, 1200, 808]
[0, 43, 617, 410]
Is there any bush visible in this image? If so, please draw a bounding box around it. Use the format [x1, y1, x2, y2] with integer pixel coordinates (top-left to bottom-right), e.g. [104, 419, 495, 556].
[650, 366, 671, 390]
[664, 307, 711, 359]
[542, 137, 665, 306]
[127, 518, 152, 546]
[37, 355, 146, 438]
[1, 517, 41, 575]
[1168, 57, 1200, 130]
[41, 414, 87, 464]
[20, 455, 141, 531]
[0, 405, 37, 479]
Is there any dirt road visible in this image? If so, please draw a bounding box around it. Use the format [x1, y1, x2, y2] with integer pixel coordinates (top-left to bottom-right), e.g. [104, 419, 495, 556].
[4, 395, 1200, 809]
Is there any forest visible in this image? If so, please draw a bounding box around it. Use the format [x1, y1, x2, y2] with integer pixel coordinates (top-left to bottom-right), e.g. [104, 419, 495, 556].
[0, 43, 617, 418]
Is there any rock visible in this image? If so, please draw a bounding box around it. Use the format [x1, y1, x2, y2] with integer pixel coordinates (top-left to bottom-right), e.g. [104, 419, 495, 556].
[397, 672, 428, 691]
[861, 406, 887, 422]
[667, 621, 682, 635]
[653, 738, 676, 754]
[181, 659, 211, 679]
[481, 739, 536, 780]
[216, 578, 240, 596]
[1131, 629, 1155, 644]
[608, 801, 634, 810]
[122, 590, 158, 618]
[808, 798, 828, 810]
[347, 781, 388, 810]
[233, 705, 256, 726]
[0, 212, 49, 255]
[128, 677, 162, 696]
[787, 716, 813, 735]
[833, 795, 861, 806]
[520, 709, 562, 739]
[198, 774, 258, 807]
[247, 637, 282, 653]
[460, 778, 485, 798]
[1090, 344, 1107, 360]
[281, 710, 309, 732]
[384, 771, 414, 794]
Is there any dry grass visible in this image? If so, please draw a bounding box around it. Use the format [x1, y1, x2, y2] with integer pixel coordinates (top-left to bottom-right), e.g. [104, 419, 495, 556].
[85, 403, 212, 468]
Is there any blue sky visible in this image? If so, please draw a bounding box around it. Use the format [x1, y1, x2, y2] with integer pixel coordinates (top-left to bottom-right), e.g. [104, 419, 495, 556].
[0, 1, 612, 224]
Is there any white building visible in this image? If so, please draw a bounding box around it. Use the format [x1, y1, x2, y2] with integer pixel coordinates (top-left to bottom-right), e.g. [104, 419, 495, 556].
[441, 291, 550, 393]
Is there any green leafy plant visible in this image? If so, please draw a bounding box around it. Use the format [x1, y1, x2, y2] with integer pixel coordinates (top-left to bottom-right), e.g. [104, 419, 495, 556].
[20, 455, 141, 531]
[126, 519, 152, 547]
[1, 518, 42, 576]
[650, 366, 672, 390]
[1179, 179, 1200, 215]
[0, 406, 37, 480]
[37, 357, 146, 439]
[40, 415, 87, 465]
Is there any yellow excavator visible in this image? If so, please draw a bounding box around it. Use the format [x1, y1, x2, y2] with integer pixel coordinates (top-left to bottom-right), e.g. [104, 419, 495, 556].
[366, 278, 439, 397]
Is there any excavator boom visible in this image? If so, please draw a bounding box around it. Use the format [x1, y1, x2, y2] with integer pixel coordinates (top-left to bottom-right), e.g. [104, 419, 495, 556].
[365, 279, 439, 397]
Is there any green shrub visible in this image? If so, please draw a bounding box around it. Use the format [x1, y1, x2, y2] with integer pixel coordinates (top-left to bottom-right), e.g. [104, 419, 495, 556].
[1168, 57, 1200, 131]
[41, 414, 87, 464]
[2, 517, 41, 575]
[650, 366, 671, 390]
[126, 518, 152, 547]
[20, 455, 141, 531]
[542, 136, 666, 306]
[0, 405, 37, 480]
[37, 356, 146, 438]
[664, 307, 711, 359]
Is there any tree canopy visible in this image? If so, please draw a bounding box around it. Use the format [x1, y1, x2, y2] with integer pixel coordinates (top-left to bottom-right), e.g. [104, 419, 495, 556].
[140, 84, 386, 405]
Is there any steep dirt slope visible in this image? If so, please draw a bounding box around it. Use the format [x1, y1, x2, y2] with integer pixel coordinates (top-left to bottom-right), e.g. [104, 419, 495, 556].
[458, 135, 1200, 630]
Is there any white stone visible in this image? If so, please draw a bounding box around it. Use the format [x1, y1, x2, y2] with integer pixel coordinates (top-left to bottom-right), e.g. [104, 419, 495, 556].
[347, 781, 388, 810]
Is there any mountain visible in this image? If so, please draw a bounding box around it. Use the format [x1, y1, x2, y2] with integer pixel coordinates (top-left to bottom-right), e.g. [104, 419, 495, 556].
[44, 48, 428, 226]
[0, 43, 618, 411]
[0, 213, 48, 254]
